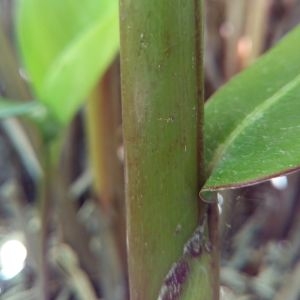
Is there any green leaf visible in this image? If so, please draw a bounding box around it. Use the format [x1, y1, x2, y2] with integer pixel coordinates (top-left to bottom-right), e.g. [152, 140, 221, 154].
[16, 0, 119, 125]
[203, 25, 300, 191]
[0, 98, 44, 119]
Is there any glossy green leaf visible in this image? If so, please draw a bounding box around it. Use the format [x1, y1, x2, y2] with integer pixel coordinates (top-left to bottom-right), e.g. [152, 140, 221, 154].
[203, 25, 300, 191]
[0, 98, 44, 119]
[16, 0, 119, 124]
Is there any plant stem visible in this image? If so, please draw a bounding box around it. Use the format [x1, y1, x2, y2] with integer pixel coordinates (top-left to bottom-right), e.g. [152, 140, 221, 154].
[38, 141, 53, 300]
[224, 0, 247, 78]
[0, 18, 31, 100]
[244, 0, 270, 65]
[120, 1, 216, 299]
[86, 60, 127, 271]
[86, 62, 122, 210]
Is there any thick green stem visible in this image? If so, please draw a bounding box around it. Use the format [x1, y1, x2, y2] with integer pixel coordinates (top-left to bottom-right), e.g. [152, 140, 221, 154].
[120, 1, 216, 299]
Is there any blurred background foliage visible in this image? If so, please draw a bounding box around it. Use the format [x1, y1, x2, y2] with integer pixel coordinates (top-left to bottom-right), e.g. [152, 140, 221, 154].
[0, 0, 299, 299]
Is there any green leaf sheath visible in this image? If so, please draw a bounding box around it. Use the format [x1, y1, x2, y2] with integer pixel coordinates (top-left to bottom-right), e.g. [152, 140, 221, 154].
[120, 0, 205, 299]
[16, 0, 119, 124]
[203, 25, 300, 191]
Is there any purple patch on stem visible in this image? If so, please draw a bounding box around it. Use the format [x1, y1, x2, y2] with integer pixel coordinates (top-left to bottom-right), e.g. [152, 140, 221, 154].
[158, 259, 189, 300]
[183, 225, 204, 257]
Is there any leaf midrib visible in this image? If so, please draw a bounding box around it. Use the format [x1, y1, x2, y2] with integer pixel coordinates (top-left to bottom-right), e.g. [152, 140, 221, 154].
[206, 72, 300, 177]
